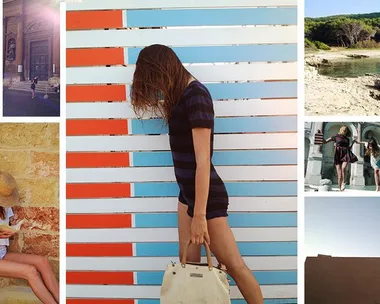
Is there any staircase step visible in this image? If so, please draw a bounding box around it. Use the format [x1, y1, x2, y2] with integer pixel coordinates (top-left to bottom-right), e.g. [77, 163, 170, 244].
[0, 286, 41, 304]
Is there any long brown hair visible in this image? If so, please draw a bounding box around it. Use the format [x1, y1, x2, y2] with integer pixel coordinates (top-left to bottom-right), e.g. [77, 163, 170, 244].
[365, 139, 380, 158]
[0, 207, 5, 220]
[131, 44, 193, 122]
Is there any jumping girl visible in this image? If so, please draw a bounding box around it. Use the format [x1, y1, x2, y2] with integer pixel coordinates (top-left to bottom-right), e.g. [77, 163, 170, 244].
[131, 44, 264, 303]
[0, 172, 59, 304]
[354, 138, 380, 191]
[322, 125, 358, 191]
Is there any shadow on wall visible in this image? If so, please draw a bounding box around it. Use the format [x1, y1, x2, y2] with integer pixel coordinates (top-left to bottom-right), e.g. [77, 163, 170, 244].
[0, 123, 59, 288]
[305, 255, 380, 304]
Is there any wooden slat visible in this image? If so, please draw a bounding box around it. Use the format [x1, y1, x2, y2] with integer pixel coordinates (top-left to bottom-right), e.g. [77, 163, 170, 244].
[67, 214, 132, 229]
[67, 48, 125, 67]
[67, 243, 133, 257]
[66, 10, 123, 30]
[66, 63, 297, 84]
[67, 183, 131, 199]
[67, 85, 126, 102]
[67, 27, 297, 48]
[67, 271, 134, 285]
[66, 0, 298, 11]
[67, 152, 130, 168]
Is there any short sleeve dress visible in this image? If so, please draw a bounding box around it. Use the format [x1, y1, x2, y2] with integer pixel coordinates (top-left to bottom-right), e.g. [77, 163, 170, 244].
[0, 207, 14, 259]
[331, 134, 358, 165]
[168, 80, 229, 220]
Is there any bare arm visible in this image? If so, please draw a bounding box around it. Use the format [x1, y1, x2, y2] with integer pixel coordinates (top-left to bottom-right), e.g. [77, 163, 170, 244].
[192, 128, 211, 217]
[323, 137, 333, 144]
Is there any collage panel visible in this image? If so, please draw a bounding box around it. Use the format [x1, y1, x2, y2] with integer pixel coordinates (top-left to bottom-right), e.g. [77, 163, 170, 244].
[65, 0, 297, 303]
[304, 197, 380, 304]
[0, 123, 60, 303]
[3, 0, 60, 117]
[305, 121, 380, 192]
[304, 0, 380, 115]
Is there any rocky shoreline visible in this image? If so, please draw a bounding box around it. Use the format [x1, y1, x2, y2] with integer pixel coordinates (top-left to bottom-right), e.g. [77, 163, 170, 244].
[305, 51, 380, 116]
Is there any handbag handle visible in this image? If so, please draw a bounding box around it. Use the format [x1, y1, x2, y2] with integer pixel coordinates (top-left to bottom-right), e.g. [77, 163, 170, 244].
[181, 239, 214, 271]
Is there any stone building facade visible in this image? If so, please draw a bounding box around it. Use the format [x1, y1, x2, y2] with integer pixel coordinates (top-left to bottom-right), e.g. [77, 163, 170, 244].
[3, 0, 60, 85]
[305, 255, 380, 304]
[305, 122, 380, 186]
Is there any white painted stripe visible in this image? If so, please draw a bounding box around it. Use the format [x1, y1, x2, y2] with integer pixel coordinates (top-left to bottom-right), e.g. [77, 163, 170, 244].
[67, 227, 297, 243]
[67, 133, 297, 152]
[66, 284, 297, 299]
[67, 27, 297, 48]
[66, 99, 298, 119]
[66, 0, 298, 11]
[66, 166, 297, 183]
[66, 197, 297, 214]
[123, 46, 129, 65]
[66, 256, 297, 271]
[66, 63, 297, 84]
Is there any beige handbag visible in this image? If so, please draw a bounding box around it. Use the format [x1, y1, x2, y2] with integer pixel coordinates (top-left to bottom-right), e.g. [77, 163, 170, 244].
[160, 239, 231, 304]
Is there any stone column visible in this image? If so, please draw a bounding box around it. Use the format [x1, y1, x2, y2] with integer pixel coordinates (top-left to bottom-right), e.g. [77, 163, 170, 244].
[350, 123, 365, 186]
[15, 14, 24, 80]
[305, 122, 324, 185]
[52, 11, 60, 78]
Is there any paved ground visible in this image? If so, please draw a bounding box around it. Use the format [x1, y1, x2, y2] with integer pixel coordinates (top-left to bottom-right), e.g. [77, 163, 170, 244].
[3, 89, 60, 117]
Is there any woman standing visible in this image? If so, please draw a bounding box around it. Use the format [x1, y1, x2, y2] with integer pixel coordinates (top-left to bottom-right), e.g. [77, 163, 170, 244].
[30, 77, 38, 99]
[322, 125, 358, 191]
[354, 138, 380, 191]
[131, 44, 263, 303]
[0, 171, 59, 304]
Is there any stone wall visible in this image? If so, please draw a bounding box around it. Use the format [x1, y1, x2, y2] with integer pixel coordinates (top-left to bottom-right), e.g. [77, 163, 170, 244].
[0, 123, 59, 287]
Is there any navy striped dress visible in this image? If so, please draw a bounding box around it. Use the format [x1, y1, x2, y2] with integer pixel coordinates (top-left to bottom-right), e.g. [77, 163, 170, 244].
[168, 80, 229, 220]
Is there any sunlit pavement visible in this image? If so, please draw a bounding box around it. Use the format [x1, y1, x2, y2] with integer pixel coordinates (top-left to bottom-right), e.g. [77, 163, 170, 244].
[3, 89, 60, 117]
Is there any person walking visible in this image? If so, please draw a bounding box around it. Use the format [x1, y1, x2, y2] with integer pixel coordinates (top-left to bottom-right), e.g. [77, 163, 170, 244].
[130, 44, 264, 303]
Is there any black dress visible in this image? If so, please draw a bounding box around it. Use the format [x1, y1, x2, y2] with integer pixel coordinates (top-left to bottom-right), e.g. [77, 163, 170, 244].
[331, 134, 358, 165]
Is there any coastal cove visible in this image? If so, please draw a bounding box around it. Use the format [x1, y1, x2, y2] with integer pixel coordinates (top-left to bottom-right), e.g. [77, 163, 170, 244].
[318, 57, 380, 77]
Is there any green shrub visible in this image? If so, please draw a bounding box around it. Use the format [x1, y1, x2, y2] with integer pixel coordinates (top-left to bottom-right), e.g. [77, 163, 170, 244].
[349, 40, 380, 49]
[305, 38, 318, 50]
[314, 41, 331, 50]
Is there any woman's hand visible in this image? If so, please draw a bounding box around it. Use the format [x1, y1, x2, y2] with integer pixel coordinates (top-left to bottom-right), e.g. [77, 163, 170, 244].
[191, 215, 210, 245]
[0, 230, 15, 239]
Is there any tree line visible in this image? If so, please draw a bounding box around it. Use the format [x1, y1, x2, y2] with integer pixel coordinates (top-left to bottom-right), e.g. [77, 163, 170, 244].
[305, 13, 380, 49]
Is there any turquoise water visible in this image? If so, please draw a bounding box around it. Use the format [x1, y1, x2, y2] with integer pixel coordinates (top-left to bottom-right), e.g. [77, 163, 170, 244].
[318, 58, 380, 77]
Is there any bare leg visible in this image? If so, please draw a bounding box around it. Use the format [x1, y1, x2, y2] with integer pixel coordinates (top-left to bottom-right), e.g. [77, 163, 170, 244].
[341, 162, 348, 190]
[375, 169, 380, 191]
[207, 217, 264, 304]
[178, 202, 201, 262]
[5, 253, 59, 303]
[335, 164, 342, 191]
[0, 259, 57, 304]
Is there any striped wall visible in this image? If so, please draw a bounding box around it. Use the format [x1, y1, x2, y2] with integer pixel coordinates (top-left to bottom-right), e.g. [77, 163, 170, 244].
[66, 0, 298, 303]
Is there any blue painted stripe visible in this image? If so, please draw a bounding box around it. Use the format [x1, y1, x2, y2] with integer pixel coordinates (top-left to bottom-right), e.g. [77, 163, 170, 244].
[133, 150, 297, 167]
[131, 116, 297, 135]
[136, 242, 297, 257]
[133, 182, 297, 197]
[136, 270, 297, 285]
[126, 8, 297, 27]
[128, 45, 297, 64]
[207, 82, 297, 99]
[129, 82, 297, 100]
[134, 213, 297, 228]
[138, 299, 297, 304]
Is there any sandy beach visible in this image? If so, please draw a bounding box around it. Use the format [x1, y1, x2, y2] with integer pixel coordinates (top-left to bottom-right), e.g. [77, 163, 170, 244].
[305, 49, 380, 116]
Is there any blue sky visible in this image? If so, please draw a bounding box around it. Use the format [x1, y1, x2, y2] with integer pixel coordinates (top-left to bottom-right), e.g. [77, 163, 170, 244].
[305, 0, 379, 18]
[305, 197, 380, 258]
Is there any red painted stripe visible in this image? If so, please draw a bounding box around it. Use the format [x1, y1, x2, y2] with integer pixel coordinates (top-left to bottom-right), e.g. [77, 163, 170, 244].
[67, 152, 130, 168]
[67, 85, 126, 102]
[67, 119, 128, 136]
[66, 183, 131, 199]
[67, 48, 125, 67]
[67, 300, 134, 304]
[67, 214, 132, 229]
[66, 10, 123, 30]
[67, 243, 133, 257]
[67, 271, 134, 285]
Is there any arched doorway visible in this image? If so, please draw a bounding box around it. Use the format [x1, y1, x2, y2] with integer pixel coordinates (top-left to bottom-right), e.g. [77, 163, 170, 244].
[361, 125, 380, 186]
